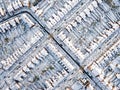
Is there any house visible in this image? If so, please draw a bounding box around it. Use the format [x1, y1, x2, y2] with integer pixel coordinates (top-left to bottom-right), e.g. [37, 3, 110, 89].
[9, 19, 16, 27]
[16, 37, 24, 47]
[31, 6, 37, 13]
[46, 20, 53, 29]
[9, 84, 20, 90]
[23, 0, 30, 7]
[7, 3, 14, 13]
[65, 25, 71, 32]
[27, 61, 35, 69]
[0, 7, 5, 16]
[66, 0, 79, 8]
[88, 4, 94, 12]
[21, 14, 35, 28]
[41, 48, 48, 56]
[0, 24, 5, 32]
[62, 58, 75, 71]
[90, 42, 98, 50]
[61, 69, 68, 76]
[66, 24, 73, 32]
[97, 0, 102, 4]
[45, 80, 53, 88]
[116, 74, 120, 79]
[58, 31, 67, 41]
[59, 8, 68, 15]
[99, 2, 110, 12]
[105, 30, 112, 36]
[31, 58, 39, 65]
[92, 1, 98, 8]
[49, 17, 57, 26]
[22, 66, 30, 73]
[47, 43, 59, 55]
[14, 17, 20, 24]
[64, 3, 72, 11]
[118, 21, 120, 25]
[57, 10, 64, 18]
[2, 23, 7, 31]
[35, 9, 43, 17]
[110, 63, 116, 71]
[12, 52, 18, 60]
[17, 48, 24, 55]
[71, 20, 77, 27]
[5, 22, 10, 30]
[14, 70, 27, 81]
[76, 49, 85, 60]
[31, 6, 39, 13]
[2, 61, 11, 70]
[18, 47, 25, 55]
[34, 28, 43, 37]
[12, 0, 19, 10]
[63, 38, 78, 53]
[80, 12, 86, 19]
[75, 16, 82, 23]
[52, 13, 60, 22]
[71, 81, 83, 90]
[10, 55, 16, 63]
[17, 0, 23, 8]
[112, 23, 119, 30]
[15, 49, 21, 57]
[108, 11, 117, 22]
[1, 60, 6, 66]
